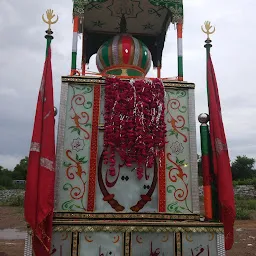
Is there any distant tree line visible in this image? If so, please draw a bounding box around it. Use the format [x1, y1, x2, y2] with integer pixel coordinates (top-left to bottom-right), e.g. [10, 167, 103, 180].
[0, 155, 255, 189]
[0, 157, 28, 189]
[198, 155, 256, 181]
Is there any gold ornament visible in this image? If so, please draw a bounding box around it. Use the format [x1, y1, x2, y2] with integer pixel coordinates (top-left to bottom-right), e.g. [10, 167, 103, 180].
[42, 9, 58, 31]
[201, 21, 216, 39]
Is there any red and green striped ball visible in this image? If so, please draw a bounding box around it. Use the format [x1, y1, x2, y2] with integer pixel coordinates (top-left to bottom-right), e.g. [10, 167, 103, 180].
[96, 34, 152, 77]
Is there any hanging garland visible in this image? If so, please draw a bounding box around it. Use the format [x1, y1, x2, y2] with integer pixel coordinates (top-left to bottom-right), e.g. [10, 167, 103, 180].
[104, 77, 166, 180]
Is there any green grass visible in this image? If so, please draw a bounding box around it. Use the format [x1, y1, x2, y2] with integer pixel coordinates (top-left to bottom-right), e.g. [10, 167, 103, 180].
[199, 194, 256, 220]
[236, 207, 252, 220]
[235, 196, 256, 220]
[233, 178, 256, 189]
[198, 176, 256, 188]
[0, 194, 24, 207]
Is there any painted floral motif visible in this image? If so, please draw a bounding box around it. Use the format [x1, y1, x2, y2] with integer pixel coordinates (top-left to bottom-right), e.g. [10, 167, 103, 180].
[72, 138, 85, 152]
[62, 150, 88, 211]
[165, 89, 192, 214]
[61, 85, 93, 212]
[166, 90, 189, 141]
[166, 153, 190, 213]
[170, 141, 184, 155]
[69, 86, 92, 139]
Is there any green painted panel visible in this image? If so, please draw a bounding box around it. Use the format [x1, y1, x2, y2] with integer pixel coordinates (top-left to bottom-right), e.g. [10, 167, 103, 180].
[106, 68, 143, 77]
[178, 56, 183, 77]
[200, 125, 210, 155]
[140, 43, 148, 69]
[101, 40, 111, 67]
[149, 0, 183, 22]
[106, 69, 122, 76]
[127, 69, 143, 77]
[71, 52, 77, 70]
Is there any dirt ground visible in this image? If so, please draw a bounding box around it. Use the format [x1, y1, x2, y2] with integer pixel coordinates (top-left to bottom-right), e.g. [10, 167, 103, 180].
[0, 207, 26, 231]
[0, 207, 26, 256]
[0, 206, 255, 255]
[226, 221, 256, 256]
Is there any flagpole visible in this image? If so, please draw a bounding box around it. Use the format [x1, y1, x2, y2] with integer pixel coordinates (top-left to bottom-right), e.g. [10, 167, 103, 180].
[24, 10, 58, 256]
[201, 21, 219, 220]
[202, 21, 235, 250]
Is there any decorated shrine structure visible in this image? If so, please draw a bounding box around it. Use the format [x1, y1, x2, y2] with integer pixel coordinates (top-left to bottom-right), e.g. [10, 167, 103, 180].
[24, 1, 232, 256]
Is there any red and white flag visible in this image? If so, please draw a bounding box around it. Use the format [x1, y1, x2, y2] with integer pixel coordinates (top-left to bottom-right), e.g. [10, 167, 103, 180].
[208, 55, 236, 250]
[24, 47, 55, 255]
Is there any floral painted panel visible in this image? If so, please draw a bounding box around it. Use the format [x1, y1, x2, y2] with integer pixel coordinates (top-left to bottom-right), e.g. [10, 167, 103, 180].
[131, 232, 175, 255]
[165, 89, 192, 214]
[182, 233, 218, 256]
[79, 232, 124, 256]
[51, 232, 72, 256]
[56, 84, 94, 212]
[96, 85, 158, 213]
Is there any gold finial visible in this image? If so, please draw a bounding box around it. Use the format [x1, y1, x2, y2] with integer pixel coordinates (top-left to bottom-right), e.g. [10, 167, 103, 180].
[201, 21, 216, 39]
[42, 9, 58, 31]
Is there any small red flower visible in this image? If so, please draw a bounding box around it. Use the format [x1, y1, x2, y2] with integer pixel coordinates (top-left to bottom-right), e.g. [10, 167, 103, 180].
[104, 78, 166, 179]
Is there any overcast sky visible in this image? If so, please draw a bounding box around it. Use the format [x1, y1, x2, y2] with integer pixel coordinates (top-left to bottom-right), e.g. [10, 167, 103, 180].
[0, 0, 255, 170]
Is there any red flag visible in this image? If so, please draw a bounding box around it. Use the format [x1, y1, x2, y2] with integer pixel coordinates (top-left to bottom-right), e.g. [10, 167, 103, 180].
[24, 47, 55, 255]
[207, 55, 236, 250]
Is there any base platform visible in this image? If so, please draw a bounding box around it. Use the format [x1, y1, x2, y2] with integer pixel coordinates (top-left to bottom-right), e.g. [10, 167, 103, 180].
[50, 212, 225, 256]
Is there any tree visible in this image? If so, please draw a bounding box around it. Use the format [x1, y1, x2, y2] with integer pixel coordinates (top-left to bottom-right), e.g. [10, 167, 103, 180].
[12, 157, 28, 180]
[0, 166, 13, 188]
[231, 155, 256, 180]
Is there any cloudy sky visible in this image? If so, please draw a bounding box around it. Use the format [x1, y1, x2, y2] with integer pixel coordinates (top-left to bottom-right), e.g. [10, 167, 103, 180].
[0, 0, 255, 170]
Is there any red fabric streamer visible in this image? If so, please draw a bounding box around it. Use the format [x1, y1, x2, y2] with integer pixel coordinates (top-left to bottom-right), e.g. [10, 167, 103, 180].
[104, 77, 166, 180]
[24, 48, 55, 255]
[207, 55, 236, 250]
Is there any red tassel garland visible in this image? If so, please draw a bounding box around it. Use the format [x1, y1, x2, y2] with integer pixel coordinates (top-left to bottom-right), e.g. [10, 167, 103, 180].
[104, 78, 166, 180]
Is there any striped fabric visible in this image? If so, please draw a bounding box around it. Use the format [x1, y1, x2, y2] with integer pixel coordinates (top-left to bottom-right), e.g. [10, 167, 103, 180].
[71, 16, 79, 71]
[96, 34, 152, 75]
[177, 23, 183, 81]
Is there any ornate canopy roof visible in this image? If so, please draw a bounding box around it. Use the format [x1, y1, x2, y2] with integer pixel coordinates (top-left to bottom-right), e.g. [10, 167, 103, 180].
[74, 0, 183, 67]
[74, 0, 183, 25]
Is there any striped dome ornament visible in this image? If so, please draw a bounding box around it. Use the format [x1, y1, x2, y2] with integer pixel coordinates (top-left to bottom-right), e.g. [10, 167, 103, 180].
[96, 34, 152, 77]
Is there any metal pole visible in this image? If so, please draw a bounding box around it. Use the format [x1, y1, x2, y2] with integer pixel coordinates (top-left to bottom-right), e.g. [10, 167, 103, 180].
[199, 114, 213, 220]
[201, 21, 219, 220]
